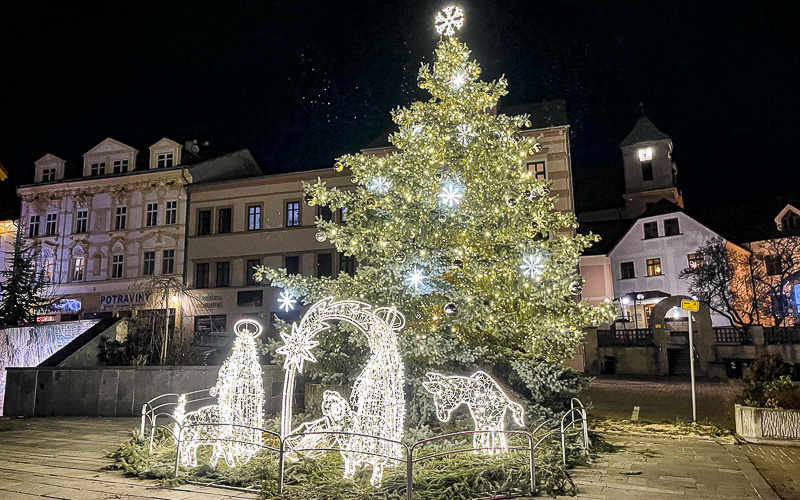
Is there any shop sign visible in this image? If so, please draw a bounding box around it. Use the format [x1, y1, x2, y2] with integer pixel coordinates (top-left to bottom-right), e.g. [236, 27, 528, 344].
[201, 294, 223, 309]
[100, 292, 152, 310]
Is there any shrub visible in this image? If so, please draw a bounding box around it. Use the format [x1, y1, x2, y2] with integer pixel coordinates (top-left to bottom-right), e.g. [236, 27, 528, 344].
[738, 353, 799, 409]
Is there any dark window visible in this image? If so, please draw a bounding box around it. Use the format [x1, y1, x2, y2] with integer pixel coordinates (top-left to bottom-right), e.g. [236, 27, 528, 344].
[42, 168, 56, 181]
[218, 208, 232, 233]
[111, 254, 124, 279]
[643, 221, 658, 239]
[45, 213, 57, 236]
[641, 161, 653, 181]
[782, 212, 800, 231]
[247, 206, 261, 231]
[246, 258, 261, 285]
[113, 159, 128, 174]
[195, 314, 226, 335]
[620, 261, 635, 279]
[664, 218, 680, 236]
[90, 162, 105, 176]
[237, 290, 263, 307]
[318, 206, 333, 222]
[75, 210, 88, 233]
[142, 251, 156, 276]
[156, 152, 174, 168]
[285, 255, 300, 275]
[198, 210, 211, 235]
[146, 203, 158, 227]
[646, 258, 662, 276]
[339, 253, 356, 277]
[317, 253, 333, 277]
[165, 201, 177, 225]
[162, 249, 175, 275]
[196, 263, 210, 288]
[28, 215, 40, 237]
[688, 253, 704, 269]
[765, 255, 782, 276]
[115, 207, 127, 230]
[286, 201, 300, 227]
[216, 261, 230, 287]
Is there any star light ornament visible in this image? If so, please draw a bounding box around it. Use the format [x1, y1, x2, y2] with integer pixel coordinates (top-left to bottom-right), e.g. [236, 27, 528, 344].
[405, 265, 429, 291]
[439, 183, 464, 208]
[451, 70, 467, 89]
[434, 5, 465, 36]
[456, 123, 476, 146]
[520, 253, 546, 280]
[369, 176, 391, 195]
[278, 290, 297, 312]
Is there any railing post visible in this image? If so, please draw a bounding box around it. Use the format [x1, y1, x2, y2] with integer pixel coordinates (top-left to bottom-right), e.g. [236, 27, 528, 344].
[528, 432, 536, 495]
[278, 437, 285, 494]
[140, 404, 147, 436]
[149, 415, 158, 454]
[406, 445, 413, 500]
[173, 427, 182, 478]
[560, 420, 566, 465]
[582, 409, 589, 450]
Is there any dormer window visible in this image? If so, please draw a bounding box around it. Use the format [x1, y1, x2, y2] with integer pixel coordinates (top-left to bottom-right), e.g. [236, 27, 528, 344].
[638, 147, 653, 162]
[782, 212, 800, 231]
[113, 159, 128, 174]
[156, 152, 174, 168]
[90, 162, 106, 176]
[41, 168, 56, 182]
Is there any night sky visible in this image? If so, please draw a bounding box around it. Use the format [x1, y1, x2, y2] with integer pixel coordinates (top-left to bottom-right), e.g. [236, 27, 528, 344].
[1, 1, 798, 220]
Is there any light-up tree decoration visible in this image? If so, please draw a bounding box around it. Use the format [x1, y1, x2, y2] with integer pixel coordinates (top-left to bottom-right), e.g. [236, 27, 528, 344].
[175, 319, 264, 468]
[423, 371, 524, 454]
[278, 298, 406, 486]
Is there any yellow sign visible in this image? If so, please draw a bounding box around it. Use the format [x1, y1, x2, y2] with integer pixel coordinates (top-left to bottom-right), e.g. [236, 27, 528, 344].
[681, 299, 699, 312]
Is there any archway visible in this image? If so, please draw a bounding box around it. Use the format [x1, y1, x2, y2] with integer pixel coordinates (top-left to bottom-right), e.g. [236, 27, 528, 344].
[650, 296, 714, 376]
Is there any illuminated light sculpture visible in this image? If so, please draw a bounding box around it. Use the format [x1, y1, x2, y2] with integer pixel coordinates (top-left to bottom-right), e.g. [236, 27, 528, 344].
[450, 69, 467, 89]
[434, 5, 464, 36]
[520, 253, 545, 280]
[278, 289, 297, 312]
[175, 319, 265, 468]
[404, 264, 429, 291]
[455, 123, 476, 146]
[369, 176, 391, 195]
[439, 183, 464, 208]
[423, 371, 524, 455]
[281, 298, 406, 486]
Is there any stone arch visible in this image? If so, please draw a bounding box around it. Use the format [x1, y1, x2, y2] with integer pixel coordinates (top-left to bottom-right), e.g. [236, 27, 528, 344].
[650, 295, 714, 376]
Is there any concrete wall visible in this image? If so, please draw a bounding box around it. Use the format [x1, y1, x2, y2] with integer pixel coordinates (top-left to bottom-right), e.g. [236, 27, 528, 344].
[3, 365, 286, 417]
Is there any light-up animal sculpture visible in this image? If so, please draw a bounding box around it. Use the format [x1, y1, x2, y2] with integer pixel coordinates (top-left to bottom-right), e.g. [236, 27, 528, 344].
[282, 298, 406, 486]
[175, 319, 265, 468]
[423, 371, 524, 454]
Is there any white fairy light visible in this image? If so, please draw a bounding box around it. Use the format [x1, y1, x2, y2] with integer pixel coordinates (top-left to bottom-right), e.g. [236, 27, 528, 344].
[451, 70, 467, 89]
[369, 176, 391, 195]
[455, 123, 475, 146]
[520, 253, 545, 279]
[423, 371, 524, 454]
[283, 298, 406, 486]
[278, 289, 297, 312]
[439, 183, 464, 207]
[176, 319, 264, 468]
[434, 5, 464, 36]
[404, 265, 428, 291]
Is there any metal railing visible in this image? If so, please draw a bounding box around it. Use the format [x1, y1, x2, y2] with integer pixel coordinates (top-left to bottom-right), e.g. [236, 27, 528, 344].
[764, 326, 800, 345]
[560, 398, 589, 465]
[141, 389, 215, 452]
[713, 326, 752, 345]
[597, 328, 653, 347]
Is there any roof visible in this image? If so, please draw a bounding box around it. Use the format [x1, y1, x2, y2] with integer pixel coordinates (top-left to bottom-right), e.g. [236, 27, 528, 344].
[362, 99, 569, 151]
[620, 115, 671, 147]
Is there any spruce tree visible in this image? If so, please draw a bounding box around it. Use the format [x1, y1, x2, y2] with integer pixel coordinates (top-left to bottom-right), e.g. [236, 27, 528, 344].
[0, 228, 54, 326]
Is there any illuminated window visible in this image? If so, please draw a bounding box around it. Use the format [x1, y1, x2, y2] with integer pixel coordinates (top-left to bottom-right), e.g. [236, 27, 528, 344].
[340, 207, 347, 223]
[286, 201, 300, 227]
[646, 258, 662, 276]
[620, 261, 635, 279]
[146, 203, 158, 227]
[28, 215, 40, 237]
[165, 201, 177, 225]
[664, 218, 680, 236]
[643, 221, 659, 239]
[45, 213, 58, 236]
[115, 207, 127, 230]
[90, 162, 105, 176]
[112, 159, 128, 174]
[687, 253, 704, 269]
[111, 254, 124, 279]
[527, 161, 546, 180]
[638, 147, 653, 162]
[156, 152, 174, 168]
[247, 205, 261, 231]
[75, 210, 88, 233]
[162, 249, 175, 275]
[72, 257, 85, 281]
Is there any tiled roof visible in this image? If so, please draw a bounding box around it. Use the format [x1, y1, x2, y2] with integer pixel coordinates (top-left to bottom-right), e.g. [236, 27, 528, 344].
[620, 115, 670, 147]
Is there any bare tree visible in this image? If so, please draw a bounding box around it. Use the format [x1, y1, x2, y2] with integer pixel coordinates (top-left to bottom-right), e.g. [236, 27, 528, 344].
[749, 235, 800, 326]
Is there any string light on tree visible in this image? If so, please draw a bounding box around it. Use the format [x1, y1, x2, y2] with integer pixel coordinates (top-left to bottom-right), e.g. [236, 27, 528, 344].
[278, 289, 297, 312]
[434, 5, 465, 36]
[439, 183, 464, 207]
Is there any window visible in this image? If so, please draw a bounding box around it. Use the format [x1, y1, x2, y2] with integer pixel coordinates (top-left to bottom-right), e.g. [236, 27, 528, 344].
[28, 215, 39, 237]
[146, 203, 158, 227]
[218, 208, 232, 233]
[687, 253, 704, 269]
[641, 161, 653, 181]
[112, 159, 128, 174]
[156, 152, 174, 168]
[45, 213, 57, 236]
[198, 210, 211, 235]
[318, 206, 333, 222]
[317, 253, 333, 278]
[72, 257, 85, 281]
[195, 314, 226, 335]
[41, 259, 54, 283]
[196, 263, 210, 288]
[247, 206, 261, 231]
[246, 258, 261, 285]
[111, 255, 124, 279]
[165, 201, 177, 225]
[75, 209, 88, 233]
[286, 201, 300, 227]
[42, 168, 56, 181]
[765, 255, 782, 276]
[638, 147, 653, 162]
[339, 253, 356, 277]
[115, 207, 127, 230]
[527, 161, 546, 180]
[162, 249, 175, 275]
[782, 212, 800, 231]
[664, 218, 680, 236]
[340, 207, 347, 223]
[237, 290, 263, 307]
[90, 162, 105, 176]
[216, 261, 230, 287]
[142, 251, 156, 276]
[620, 261, 636, 279]
[643, 221, 659, 239]
[646, 258, 662, 276]
[285, 255, 300, 275]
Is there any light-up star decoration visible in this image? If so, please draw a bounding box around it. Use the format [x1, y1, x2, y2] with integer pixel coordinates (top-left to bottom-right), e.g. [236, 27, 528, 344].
[439, 183, 464, 208]
[520, 253, 546, 279]
[276, 323, 319, 374]
[456, 123, 475, 146]
[278, 290, 297, 312]
[369, 176, 391, 195]
[451, 70, 467, 89]
[405, 265, 428, 291]
[435, 5, 464, 36]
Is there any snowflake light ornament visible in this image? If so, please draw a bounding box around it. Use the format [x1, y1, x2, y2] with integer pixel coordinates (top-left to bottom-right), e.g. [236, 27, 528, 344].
[369, 176, 391, 195]
[434, 5, 465, 36]
[439, 183, 464, 208]
[405, 265, 428, 291]
[520, 253, 546, 279]
[451, 70, 467, 89]
[456, 123, 476, 146]
[278, 289, 297, 312]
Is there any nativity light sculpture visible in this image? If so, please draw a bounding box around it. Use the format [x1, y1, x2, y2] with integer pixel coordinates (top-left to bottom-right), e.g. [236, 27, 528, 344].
[175, 319, 265, 468]
[279, 298, 406, 486]
[423, 371, 524, 455]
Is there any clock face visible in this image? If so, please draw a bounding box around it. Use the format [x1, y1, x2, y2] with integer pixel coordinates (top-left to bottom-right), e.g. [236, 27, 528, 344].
[638, 147, 654, 162]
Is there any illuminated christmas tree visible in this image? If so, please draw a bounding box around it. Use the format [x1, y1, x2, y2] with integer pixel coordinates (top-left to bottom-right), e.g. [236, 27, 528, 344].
[257, 6, 614, 422]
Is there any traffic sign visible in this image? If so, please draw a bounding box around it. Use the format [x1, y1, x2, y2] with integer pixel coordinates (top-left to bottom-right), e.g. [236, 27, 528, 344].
[681, 299, 699, 312]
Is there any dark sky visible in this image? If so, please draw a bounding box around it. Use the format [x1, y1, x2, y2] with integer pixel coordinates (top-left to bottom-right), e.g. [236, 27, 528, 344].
[1, 0, 798, 219]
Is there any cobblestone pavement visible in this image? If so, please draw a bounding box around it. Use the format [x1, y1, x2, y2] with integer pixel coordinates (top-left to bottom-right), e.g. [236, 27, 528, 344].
[557, 432, 780, 500]
[741, 443, 800, 500]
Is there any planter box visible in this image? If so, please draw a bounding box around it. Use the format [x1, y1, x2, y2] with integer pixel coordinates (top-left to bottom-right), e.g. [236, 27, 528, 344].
[735, 404, 800, 444]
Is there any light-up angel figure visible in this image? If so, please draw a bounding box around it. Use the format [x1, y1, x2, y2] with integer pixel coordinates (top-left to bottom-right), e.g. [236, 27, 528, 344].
[423, 371, 524, 455]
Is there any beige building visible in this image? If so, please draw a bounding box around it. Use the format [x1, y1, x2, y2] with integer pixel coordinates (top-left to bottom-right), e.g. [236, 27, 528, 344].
[0, 220, 17, 276]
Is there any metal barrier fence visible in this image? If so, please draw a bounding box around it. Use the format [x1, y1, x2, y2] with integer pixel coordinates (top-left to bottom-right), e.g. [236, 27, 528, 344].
[764, 326, 800, 345]
[597, 328, 654, 347]
[713, 326, 751, 345]
[141, 393, 590, 499]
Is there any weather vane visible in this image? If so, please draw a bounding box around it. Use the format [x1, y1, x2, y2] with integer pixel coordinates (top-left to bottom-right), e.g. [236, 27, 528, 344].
[435, 5, 464, 36]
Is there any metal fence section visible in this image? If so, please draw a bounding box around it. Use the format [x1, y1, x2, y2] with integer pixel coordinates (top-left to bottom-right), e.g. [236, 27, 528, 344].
[713, 326, 752, 345]
[764, 326, 800, 345]
[597, 328, 653, 347]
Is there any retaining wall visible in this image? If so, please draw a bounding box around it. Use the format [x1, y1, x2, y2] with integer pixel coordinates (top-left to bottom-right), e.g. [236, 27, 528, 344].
[735, 404, 800, 444]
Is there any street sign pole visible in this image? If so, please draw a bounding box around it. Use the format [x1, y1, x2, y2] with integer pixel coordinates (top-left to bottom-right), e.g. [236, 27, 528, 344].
[688, 311, 696, 422]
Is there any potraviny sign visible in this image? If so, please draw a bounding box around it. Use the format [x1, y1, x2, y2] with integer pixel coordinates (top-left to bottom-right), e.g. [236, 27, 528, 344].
[100, 292, 152, 310]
